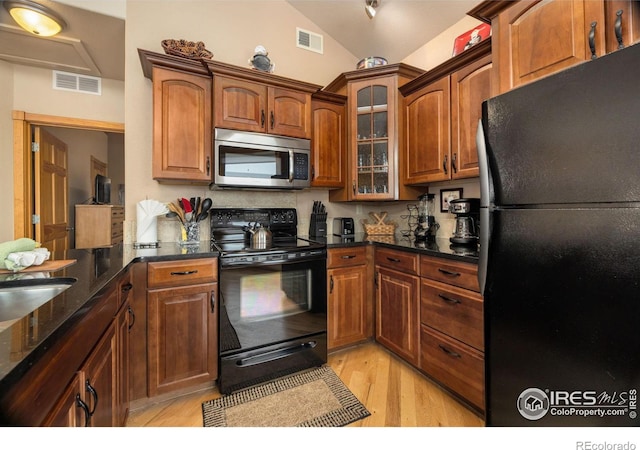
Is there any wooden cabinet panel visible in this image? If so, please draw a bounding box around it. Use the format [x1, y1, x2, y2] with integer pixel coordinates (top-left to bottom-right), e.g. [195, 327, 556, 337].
[420, 255, 479, 292]
[269, 87, 311, 138]
[420, 325, 484, 411]
[604, 1, 640, 53]
[376, 266, 420, 365]
[404, 77, 451, 184]
[214, 76, 311, 139]
[147, 282, 218, 397]
[42, 376, 86, 427]
[214, 76, 267, 132]
[147, 258, 217, 288]
[375, 247, 420, 276]
[450, 55, 492, 180]
[115, 299, 132, 426]
[152, 67, 212, 183]
[328, 265, 372, 349]
[311, 93, 346, 188]
[81, 322, 116, 427]
[420, 278, 484, 351]
[327, 246, 368, 268]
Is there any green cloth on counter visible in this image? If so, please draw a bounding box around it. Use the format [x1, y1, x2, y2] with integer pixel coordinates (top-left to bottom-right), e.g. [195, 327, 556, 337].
[0, 238, 39, 270]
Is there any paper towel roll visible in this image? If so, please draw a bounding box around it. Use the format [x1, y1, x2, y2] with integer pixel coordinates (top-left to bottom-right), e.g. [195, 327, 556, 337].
[136, 202, 158, 244]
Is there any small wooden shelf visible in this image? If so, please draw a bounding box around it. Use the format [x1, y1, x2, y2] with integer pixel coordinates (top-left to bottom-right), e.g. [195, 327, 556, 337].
[75, 205, 124, 249]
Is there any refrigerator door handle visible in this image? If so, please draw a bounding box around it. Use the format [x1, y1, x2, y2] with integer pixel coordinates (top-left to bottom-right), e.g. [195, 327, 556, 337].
[476, 117, 492, 295]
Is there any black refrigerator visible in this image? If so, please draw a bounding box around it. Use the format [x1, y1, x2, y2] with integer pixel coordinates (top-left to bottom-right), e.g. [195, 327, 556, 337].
[477, 42, 640, 426]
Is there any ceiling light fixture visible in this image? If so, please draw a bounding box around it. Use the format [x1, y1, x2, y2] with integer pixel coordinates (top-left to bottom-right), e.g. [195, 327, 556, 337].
[365, 0, 378, 19]
[3, 0, 66, 36]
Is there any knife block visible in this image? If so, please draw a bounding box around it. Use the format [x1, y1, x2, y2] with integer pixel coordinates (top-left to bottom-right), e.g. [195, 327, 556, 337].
[309, 213, 327, 238]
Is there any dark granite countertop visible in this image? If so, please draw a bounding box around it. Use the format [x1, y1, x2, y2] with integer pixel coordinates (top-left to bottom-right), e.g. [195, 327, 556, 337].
[312, 232, 479, 263]
[0, 241, 219, 387]
[0, 234, 477, 388]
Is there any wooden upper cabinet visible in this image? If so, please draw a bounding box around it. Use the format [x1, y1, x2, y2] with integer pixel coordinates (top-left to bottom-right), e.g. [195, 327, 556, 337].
[469, 0, 640, 95]
[138, 49, 213, 184]
[450, 54, 492, 179]
[213, 76, 267, 133]
[311, 91, 346, 188]
[205, 60, 321, 140]
[400, 40, 491, 185]
[404, 77, 451, 184]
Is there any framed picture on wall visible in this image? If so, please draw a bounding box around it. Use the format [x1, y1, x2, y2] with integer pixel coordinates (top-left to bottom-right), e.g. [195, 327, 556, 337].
[441, 188, 463, 212]
[452, 23, 491, 56]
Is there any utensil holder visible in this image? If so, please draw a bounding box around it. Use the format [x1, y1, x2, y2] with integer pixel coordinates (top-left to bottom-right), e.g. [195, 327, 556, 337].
[309, 213, 327, 238]
[180, 222, 200, 246]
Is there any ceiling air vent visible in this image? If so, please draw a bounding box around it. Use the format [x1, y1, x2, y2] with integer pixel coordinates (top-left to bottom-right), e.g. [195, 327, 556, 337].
[53, 70, 102, 95]
[296, 28, 323, 54]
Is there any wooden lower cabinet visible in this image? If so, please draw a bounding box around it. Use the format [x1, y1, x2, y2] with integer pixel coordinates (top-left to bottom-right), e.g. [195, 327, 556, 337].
[375, 248, 420, 366]
[327, 246, 373, 349]
[420, 325, 484, 410]
[146, 258, 218, 397]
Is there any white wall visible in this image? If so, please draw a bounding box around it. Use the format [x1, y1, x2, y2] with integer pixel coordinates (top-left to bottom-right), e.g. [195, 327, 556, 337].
[0, 60, 14, 242]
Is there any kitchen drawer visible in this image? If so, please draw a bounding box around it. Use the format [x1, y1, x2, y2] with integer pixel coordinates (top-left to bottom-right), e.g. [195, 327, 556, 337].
[420, 255, 479, 292]
[111, 207, 125, 220]
[420, 324, 484, 411]
[148, 258, 217, 288]
[420, 278, 483, 351]
[327, 246, 367, 268]
[375, 247, 419, 276]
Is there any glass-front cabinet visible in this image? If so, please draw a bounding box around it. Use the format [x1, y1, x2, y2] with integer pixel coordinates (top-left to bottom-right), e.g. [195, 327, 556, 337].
[355, 81, 392, 198]
[325, 64, 424, 202]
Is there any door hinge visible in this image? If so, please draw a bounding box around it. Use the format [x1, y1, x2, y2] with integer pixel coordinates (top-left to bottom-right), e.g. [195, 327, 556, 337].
[31, 142, 39, 152]
[32, 214, 40, 224]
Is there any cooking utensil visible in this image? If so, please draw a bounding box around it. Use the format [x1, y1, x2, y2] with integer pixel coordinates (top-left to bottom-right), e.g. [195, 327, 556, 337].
[200, 198, 212, 214]
[245, 222, 272, 249]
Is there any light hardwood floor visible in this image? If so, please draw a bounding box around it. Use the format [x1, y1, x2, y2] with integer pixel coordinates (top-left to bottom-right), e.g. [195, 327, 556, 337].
[126, 341, 485, 427]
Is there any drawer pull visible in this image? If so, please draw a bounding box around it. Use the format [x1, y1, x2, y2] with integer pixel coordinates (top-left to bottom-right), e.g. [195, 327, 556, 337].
[121, 283, 133, 293]
[170, 270, 198, 276]
[438, 293, 461, 305]
[341, 254, 357, 259]
[438, 344, 462, 359]
[437, 268, 461, 277]
[386, 257, 401, 263]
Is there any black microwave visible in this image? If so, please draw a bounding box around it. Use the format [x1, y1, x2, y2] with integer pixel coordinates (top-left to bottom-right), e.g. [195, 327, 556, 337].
[213, 128, 311, 190]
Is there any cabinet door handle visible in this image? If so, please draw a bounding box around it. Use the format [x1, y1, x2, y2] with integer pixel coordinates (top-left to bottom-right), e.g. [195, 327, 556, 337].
[438, 293, 461, 305]
[330, 275, 334, 294]
[206, 156, 211, 176]
[128, 305, 136, 331]
[210, 291, 216, 313]
[589, 21, 598, 59]
[438, 344, 462, 359]
[85, 379, 98, 416]
[261, 109, 265, 127]
[311, 164, 315, 180]
[615, 9, 624, 49]
[437, 268, 461, 277]
[170, 270, 198, 276]
[76, 393, 90, 427]
[270, 111, 275, 129]
[443, 154, 448, 174]
[451, 152, 458, 173]
[352, 181, 357, 196]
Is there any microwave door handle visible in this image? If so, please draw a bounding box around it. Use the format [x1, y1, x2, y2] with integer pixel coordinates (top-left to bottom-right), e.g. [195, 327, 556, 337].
[289, 150, 294, 183]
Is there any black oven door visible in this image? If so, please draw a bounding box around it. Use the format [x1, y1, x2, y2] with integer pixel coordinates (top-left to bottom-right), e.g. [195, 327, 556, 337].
[218, 253, 327, 393]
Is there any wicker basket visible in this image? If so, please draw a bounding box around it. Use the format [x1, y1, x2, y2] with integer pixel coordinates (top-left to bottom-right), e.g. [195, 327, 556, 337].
[363, 223, 396, 235]
[161, 39, 213, 60]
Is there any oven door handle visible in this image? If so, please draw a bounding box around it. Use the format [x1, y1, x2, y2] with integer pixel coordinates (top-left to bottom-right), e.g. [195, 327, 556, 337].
[236, 341, 318, 367]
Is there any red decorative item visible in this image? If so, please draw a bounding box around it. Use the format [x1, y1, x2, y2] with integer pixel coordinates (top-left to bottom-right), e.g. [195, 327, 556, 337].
[452, 23, 491, 56]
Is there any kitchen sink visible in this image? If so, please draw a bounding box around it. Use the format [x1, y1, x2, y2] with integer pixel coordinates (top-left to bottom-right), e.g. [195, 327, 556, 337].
[0, 278, 77, 325]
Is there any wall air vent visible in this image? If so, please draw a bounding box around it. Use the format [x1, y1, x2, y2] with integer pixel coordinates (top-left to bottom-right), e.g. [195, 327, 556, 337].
[53, 70, 102, 95]
[296, 28, 323, 54]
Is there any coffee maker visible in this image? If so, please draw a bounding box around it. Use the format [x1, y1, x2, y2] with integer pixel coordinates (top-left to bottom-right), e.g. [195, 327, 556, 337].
[449, 198, 480, 246]
[414, 193, 439, 241]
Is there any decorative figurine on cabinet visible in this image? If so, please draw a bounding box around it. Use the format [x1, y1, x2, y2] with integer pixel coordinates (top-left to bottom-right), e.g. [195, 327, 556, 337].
[249, 45, 274, 72]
